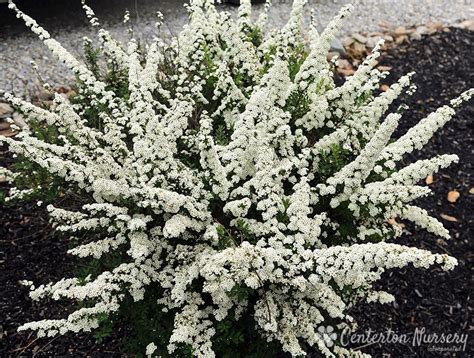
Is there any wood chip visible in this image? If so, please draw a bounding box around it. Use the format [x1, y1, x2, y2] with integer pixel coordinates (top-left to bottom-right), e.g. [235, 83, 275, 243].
[440, 214, 459, 223]
[425, 175, 434, 185]
[447, 190, 460, 203]
[377, 65, 393, 72]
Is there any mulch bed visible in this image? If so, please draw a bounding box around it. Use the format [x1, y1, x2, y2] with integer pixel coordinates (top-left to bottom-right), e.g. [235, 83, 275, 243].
[348, 27, 473, 357]
[0, 27, 472, 356]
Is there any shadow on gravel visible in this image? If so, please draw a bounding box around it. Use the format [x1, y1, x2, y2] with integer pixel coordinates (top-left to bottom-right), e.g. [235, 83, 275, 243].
[0, 0, 188, 37]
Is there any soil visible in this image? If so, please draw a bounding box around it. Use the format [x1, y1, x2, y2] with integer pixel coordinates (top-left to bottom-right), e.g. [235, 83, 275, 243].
[348, 27, 473, 357]
[0, 28, 472, 357]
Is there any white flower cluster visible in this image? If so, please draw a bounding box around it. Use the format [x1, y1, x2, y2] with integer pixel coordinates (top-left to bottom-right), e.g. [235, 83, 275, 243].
[2, 0, 472, 356]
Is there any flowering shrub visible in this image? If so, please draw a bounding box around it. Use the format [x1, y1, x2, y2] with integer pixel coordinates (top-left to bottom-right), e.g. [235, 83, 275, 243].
[1, 0, 472, 356]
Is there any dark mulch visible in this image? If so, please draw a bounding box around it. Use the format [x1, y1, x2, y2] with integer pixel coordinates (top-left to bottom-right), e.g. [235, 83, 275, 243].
[348, 27, 473, 357]
[0, 28, 472, 357]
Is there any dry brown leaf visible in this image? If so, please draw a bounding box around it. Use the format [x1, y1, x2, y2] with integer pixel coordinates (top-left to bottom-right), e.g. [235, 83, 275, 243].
[0, 120, 10, 131]
[447, 190, 460, 203]
[388, 218, 405, 229]
[440, 214, 459, 223]
[425, 175, 434, 185]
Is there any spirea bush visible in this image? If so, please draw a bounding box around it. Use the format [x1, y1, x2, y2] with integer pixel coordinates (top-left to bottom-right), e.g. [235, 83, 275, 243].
[1, 0, 472, 356]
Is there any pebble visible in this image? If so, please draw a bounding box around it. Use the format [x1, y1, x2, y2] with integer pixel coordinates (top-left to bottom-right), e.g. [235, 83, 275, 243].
[0, 0, 472, 97]
[366, 36, 382, 49]
[352, 33, 368, 44]
[0, 102, 13, 116]
[329, 38, 346, 56]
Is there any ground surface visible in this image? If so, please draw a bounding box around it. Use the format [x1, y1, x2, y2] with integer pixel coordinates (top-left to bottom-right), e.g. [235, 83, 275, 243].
[0, 0, 472, 96]
[0, 27, 473, 356]
[347, 27, 473, 357]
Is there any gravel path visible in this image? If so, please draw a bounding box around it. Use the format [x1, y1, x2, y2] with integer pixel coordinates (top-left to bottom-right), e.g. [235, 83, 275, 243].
[0, 0, 472, 97]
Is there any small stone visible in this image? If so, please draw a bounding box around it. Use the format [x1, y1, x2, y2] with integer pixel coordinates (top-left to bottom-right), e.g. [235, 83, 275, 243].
[426, 22, 444, 34]
[430, 22, 445, 30]
[327, 52, 339, 61]
[37, 89, 53, 101]
[410, 32, 422, 41]
[0, 128, 16, 137]
[384, 35, 394, 42]
[0, 103, 13, 116]
[455, 20, 474, 31]
[425, 175, 433, 185]
[447, 190, 460, 203]
[352, 33, 368, 44]
[330, 38, 346, 56]
[395, 35, 408, 44]
[13, 113, 27, 129]
[0, 120, 10, 131]
[366, 36, 382, 49]
[394, 26, 408, 35]
[353, 42, 367, 55]
[415, 26, 428, 35]
[337, 59, 351, 69]
[469, 188, 474, 195]
[342, 37, 355, 47]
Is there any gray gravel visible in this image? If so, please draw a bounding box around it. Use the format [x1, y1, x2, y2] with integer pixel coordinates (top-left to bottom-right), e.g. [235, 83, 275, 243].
[0, 0, 472, 97]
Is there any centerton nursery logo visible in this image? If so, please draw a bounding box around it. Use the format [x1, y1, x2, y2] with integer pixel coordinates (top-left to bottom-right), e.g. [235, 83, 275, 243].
[316, 326, 338, 348]
[317, 326, 468, 352]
